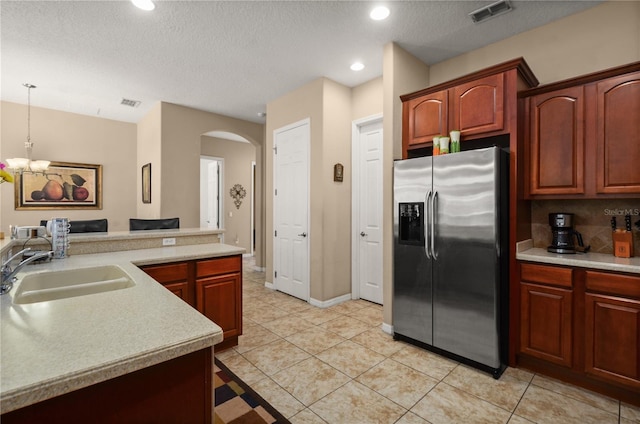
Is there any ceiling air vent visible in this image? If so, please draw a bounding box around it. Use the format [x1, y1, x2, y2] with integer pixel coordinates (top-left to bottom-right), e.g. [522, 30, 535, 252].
[469, 0, 513, 24]
[121, 98, 141, 108]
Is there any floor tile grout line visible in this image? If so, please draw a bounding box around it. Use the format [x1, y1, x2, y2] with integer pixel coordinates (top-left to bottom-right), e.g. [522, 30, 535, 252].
[242, 260, 631, 424]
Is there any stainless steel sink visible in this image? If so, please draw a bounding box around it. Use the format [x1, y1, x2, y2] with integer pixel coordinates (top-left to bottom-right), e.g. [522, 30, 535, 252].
[13, 265, 135, 304]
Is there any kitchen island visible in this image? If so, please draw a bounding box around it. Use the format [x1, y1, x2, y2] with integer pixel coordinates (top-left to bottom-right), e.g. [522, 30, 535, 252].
[0, 240, 244, 421]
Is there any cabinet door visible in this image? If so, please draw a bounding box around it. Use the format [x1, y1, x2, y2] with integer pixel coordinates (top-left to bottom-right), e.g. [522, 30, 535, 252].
[520, 282, 573, 367]
[196, 273, 242, 340]
[596, 71, 640, 194]
[451, 73, 504, 137]
[142, 262, 192, 305]
[403, 90, 448, 146]
[585, 293, 640, 388]
[528, 86, 585, 195]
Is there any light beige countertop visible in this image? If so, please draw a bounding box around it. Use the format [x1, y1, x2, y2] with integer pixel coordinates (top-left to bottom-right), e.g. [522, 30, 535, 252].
[0, 242, 245, 414]
[516, 240, 640, 275]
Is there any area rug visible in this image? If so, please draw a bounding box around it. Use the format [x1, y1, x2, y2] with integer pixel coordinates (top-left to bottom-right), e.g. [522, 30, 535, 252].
[214, 358, 291, 424]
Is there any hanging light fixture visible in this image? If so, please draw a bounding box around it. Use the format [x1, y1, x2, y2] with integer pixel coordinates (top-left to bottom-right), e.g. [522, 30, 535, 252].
[5, 83, 50, 174]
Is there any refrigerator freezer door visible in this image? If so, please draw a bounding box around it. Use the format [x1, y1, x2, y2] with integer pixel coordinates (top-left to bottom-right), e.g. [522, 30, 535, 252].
[432, 147, 502, 368]
[393, 156, 433, 345]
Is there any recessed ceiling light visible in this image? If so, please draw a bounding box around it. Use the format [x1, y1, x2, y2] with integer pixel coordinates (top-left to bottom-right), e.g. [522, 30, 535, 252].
[370, 6, 390, 21]
[132, 0, 155, 11]
[350, 62, 365, 71]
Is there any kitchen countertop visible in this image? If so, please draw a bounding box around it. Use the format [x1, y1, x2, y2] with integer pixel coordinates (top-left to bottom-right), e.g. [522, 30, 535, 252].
[0, 242, 245, 414]
[516, 240, 640, 274]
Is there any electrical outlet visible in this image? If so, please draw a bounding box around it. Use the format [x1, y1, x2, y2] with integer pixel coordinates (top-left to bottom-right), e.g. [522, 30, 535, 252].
[162, 238, 176, 246]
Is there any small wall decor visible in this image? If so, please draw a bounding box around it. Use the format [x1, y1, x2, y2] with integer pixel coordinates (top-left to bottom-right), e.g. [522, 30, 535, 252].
[15, 161, 102, 210]
[230, 183, 246, 209]
[334, 163, 344, 182]
[142, 163, 151, 204]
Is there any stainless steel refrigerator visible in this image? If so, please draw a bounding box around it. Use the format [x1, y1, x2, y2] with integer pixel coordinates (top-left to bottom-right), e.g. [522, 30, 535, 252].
[393, 146, 509, 378]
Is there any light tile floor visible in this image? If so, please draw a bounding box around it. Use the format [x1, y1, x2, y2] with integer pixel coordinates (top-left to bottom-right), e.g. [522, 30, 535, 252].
[215, 258, 640, 424]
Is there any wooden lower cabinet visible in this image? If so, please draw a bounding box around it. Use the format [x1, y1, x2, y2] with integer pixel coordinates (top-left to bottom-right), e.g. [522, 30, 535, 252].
[141, 255, 242, 350]
[196, 256, 242, 351]
[519, 263, 574, 367]
[142, 261, 191, 304]
[2, 348, 213, 423]
[517, 262, 640, 405]
[520, 282, 573, 367]
[584, 270, 640, 389]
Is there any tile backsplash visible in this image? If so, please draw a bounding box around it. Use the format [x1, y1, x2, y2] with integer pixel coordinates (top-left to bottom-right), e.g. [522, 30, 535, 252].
[531, 199, 640, 255]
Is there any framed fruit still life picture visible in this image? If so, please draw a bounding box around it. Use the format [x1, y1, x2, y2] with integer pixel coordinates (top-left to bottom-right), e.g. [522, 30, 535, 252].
[15, 161, 102, 210]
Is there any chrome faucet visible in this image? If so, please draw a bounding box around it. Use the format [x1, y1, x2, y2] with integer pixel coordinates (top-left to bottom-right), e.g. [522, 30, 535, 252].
[1, 248, 54, 295]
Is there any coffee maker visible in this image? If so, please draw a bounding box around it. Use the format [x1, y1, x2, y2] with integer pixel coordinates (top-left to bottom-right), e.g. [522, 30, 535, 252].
[548, 213, 590, 254]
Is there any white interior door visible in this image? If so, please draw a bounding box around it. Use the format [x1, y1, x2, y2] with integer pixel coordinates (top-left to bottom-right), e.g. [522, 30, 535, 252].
[274, 119, 310, 301]
[353, 116, 383, 304]
[200, 157, 223, 230]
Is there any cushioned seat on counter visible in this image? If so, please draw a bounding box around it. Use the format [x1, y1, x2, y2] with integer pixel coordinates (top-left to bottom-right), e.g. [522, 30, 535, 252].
[129, 218, 180, 231]
[40, 219, 108, 233]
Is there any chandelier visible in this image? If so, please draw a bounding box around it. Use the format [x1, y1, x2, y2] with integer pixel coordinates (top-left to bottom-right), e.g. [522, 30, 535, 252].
[5, 83, 50, 174]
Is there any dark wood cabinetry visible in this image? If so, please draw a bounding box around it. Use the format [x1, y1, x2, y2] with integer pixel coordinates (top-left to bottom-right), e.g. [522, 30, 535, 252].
[584, 270, 640, 389]
[520, 263, 573, 367]
[517, 261, 640, 405]
[527, 86, 585, 195]
[2, 348, 213, 423]
[596, 71, 640, 194]
[141, 255, 242, 350]
[196, 256, 242, 351]
[401, 58, 537, 158]
[523, 62, 640, 198]
[142, 262, 192, 304]
[451, 73, 505, 137]
[404, 89, 448, 147]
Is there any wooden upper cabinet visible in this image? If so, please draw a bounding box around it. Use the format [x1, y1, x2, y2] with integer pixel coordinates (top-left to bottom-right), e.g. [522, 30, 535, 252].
[522, 62, 640, 198]
[452, 73, 504, 137]
[596, 71, 640, 194]
[404, 90, 448, 147]
[528, 86, 585, 195]
[400, 58, 538, 158]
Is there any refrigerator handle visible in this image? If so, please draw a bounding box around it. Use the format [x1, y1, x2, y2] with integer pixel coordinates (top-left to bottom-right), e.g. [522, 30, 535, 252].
[424, 191, 432, 259]
[431, 191, 438, 259]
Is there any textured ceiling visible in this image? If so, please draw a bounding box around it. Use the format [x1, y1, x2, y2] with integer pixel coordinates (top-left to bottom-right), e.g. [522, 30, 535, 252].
[1, 0, 601, 124]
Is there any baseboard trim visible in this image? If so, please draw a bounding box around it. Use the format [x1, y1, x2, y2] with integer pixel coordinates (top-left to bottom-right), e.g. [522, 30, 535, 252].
[264, 281, 275, 290]
[381, 322, 394, 335]
[252, 266, 266, 272]
[309, 293, 352, 309]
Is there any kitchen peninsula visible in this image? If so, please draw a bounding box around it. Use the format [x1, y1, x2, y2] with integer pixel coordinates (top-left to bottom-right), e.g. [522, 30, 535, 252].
[0, 229, 244, 422]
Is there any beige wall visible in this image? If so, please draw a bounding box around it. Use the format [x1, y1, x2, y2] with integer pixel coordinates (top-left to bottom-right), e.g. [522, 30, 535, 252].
[380, 42, 431, 325]
[351, 77, 383, 120]
[137, 102, 162, 218]
[201, 136, 256, 253]
[321, 80, 353, 300]
[1, 101, 137, 232]
[429, 1, 640, 86]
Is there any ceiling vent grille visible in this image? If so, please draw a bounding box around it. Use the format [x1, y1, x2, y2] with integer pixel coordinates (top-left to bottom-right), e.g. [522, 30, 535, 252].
[121, 98, 141, 108]
[469, 0, 513, 24]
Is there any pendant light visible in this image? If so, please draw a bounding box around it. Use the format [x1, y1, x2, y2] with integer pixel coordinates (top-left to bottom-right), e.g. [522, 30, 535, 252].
[5, 83, 50, 174]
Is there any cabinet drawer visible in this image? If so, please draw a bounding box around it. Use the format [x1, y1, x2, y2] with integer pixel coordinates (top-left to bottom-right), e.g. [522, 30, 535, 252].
[585, 270, 640, 299]
[521, 263, 573, 288]
[143, 262, 189, 283]
[196, 255, 241, 278]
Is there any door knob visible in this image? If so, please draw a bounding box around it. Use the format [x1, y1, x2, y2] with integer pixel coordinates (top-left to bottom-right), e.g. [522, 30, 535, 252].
[360, 232, 367, 237]
[298, 232, 307, 237]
